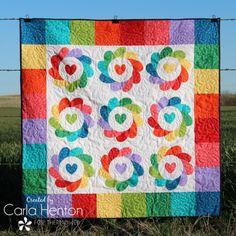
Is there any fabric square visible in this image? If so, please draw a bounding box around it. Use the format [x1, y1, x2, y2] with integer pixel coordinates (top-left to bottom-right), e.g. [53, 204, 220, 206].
[196, 192, 220, 216]
[95, 21, 120, 45]
[22, 69, 46, 94]
[195, 20, 219, 44]
[97, 194, 121, 218]
[195, 167, 220, 192]
[46, 20, 70, 44]
[122, 193, 146, 217]
[23, 119, 47, 144]
[21, 45, 46, 69]
[71, 20, 95, 45]
[23, 144, 47, 169]
[195, 118, 219, 143]
[146, 193, 170, 216]
[120, 20, 145, 45]
[23, 169, 47, 194]
[194, 44, 219, 69]
[170, 192, 196, 216]
[194, 94, 219, 119]
[22, 94, 46, 119]
[21, 19, 46, 44]
[24, 194, 47, 218]
[72, 194, 96, 218]
[196, 143, 220, 167]
[144, 20, 169, 45]
[170, 20, 194, 44]
[21, 19, 220, 218]
[194, 69, 219, 94]
[47, 194, 72, 218]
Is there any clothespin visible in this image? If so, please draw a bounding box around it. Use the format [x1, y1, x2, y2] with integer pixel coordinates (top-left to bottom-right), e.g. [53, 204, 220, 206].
[112, 15, 119, 24]
[211, 15, 218, 22]
[24, 14, 31, 22]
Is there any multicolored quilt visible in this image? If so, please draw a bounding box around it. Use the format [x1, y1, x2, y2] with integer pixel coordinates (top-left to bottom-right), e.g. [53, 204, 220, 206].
[21, 19, 220, 218]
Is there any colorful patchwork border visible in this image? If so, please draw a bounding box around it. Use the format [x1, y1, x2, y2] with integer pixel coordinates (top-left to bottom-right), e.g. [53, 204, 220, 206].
[21, 18, 220, 218]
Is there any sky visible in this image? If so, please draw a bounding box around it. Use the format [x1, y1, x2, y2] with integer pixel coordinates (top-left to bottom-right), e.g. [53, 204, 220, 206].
[0, 0, 236, 95]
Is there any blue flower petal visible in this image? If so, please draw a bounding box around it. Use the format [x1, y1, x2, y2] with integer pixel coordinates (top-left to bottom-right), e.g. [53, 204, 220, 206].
[146, 63, 158, 77]
[132, 161, 144, 176]
[108, 98, 119, 109]
[79, 55, 92, 64]
[168, 97, 181, 106]
[166, 177, 181, 190]
[99, 74, 115, 83]
[100, 106, 111, 122]
[154, 178, 166, 187]
[59, 147, 70, 163]
[70, 147, 83, 156]
[128, 173, 138, 187]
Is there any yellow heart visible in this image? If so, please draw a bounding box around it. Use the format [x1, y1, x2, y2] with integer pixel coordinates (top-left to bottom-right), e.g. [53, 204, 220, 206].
[163, 63, 176, 73]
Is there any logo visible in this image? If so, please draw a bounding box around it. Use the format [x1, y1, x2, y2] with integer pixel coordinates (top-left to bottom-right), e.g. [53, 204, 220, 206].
[18, 217, 32, 231]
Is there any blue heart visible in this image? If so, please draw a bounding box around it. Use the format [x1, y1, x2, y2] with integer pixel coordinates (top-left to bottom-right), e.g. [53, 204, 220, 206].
[66, 163, 78, 174]
[164, 112, 176, 124]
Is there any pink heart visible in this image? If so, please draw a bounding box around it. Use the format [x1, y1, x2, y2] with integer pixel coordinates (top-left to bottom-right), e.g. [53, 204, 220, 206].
[165, 162, 176, 173]
[65, 64, 77, 75]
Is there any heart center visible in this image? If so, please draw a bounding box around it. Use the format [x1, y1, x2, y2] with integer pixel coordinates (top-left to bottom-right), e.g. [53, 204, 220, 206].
[165, 162, 176, 173]
[115, 113, 127, 124]
[114, 64, 126, 75]
[163, 63, 176, 74]
[66, 163, 78, 174]
[164, 112, 175, 124]
[115, 163, 127, 174]
[66, 113, 78, 125]
[65, 64, 77, 75]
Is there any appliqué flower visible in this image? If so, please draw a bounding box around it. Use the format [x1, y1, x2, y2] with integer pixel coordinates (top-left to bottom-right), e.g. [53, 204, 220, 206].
[148, 96, 192, 141]
[98, 97, 143, 142]
[98, 47, 143, 92]
[149, 146, 193, 190]
[49, 147, 94, 192]
[146, 47, 190, 90]
[49, 47, 94, 92]
[99, 147, 144, 192]
[49, 97, 94, 142]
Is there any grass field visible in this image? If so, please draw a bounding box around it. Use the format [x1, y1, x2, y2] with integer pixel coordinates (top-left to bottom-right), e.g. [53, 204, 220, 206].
[0, 95, 235, 235]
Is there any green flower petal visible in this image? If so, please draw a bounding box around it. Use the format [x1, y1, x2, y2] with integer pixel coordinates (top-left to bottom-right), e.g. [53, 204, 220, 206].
[124, 104, 142, 113]
[104, 51, 113, 63]
[172, 50, 186, 59]
[116, 181, 129, 191]
[83, 163, 94, 177]
[55, 129, 71, 138]
[120, 98, 132, 106]
[112, 47, 126, 59]
[49, 118, 62, 130]
[78, 72, 87, 88]
[78, 154, 93, 164]
[160, 47, 173, 59]
[150, 154, 158, 167]
[182, 112, 193, 126]
[179, 122, 187, 137]
[149, 166, 161, 178]
[105, 179, 117, 188]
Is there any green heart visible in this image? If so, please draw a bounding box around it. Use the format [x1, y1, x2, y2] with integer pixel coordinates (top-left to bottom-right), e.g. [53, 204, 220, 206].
[115, 113, 127, 124]
[66, 113, 78, 125]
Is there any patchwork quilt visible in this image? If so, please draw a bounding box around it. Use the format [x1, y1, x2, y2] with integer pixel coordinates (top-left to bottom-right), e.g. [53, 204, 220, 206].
[21, 19, 220, 218]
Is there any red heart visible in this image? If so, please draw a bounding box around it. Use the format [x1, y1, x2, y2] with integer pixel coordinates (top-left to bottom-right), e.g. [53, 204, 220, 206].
[165, 162, 176, 173]
[114, 64, 126, 75]
[65, 64, 77, 75]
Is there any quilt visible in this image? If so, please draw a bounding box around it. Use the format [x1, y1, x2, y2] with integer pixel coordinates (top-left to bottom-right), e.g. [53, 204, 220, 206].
[21, 19, 220, 218]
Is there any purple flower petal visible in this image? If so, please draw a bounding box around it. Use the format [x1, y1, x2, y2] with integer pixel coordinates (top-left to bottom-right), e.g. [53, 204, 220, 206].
[110, 82, 124, 91]
[84, 114, 94, 128]
[51, 155, 59, 170]
[179, 171, 188, 186]
[128, 154, 142, 163]
[149, 75, 164, 84]
[157, 97, 169, 111]
[68, 48, 82, 58]
[98, 118, 112, 130]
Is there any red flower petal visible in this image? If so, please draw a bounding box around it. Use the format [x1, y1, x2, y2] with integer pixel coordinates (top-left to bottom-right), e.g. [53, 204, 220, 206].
[165, 146, 182, 156]
[120, 147, 132, 156]
[49, 167, 63, 180]
[58, 98, 71, 113]
[123, 78, 133, 92]
[66, 179, 81, 192]
[55, 179, 71, 188]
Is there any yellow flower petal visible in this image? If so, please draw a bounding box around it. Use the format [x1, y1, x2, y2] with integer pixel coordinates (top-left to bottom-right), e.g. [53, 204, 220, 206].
[180, 59, 191, 71]
[80, 175, 88, 188]
[165, 129, 179, 142]
[52, 105, 59, 120]
[99, 168, 112, 180]
[132, 113, 143, 126]
[124, 51, 138, 60]
[157, 146, 169, 162]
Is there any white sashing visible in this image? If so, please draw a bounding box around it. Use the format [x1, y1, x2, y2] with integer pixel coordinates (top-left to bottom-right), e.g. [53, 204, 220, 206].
[158, 155, 183, 180]
[58, 57, 83, 83]
[108, 107, 133, 132]
[108, 57, 133, 82]
[59, 156, 84, 182]
[109, 157, 134, 181]
[59, 107, 84, 132]
[157, 57, 181, 82]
